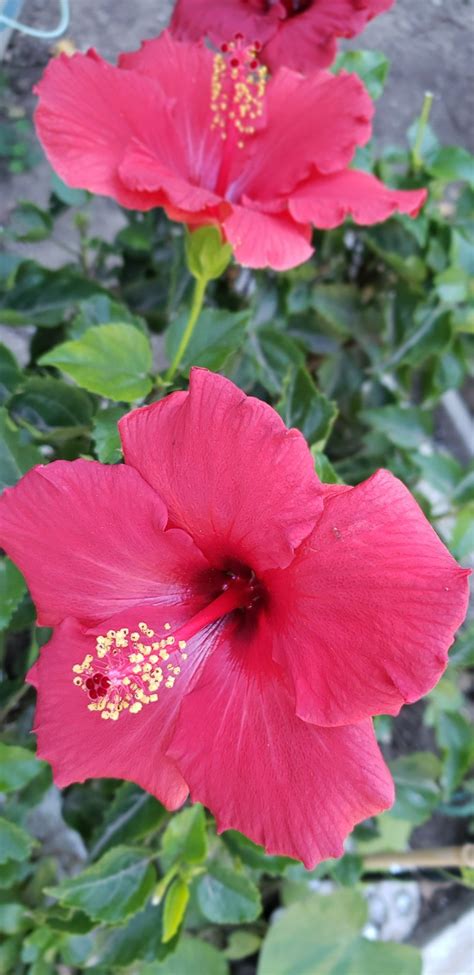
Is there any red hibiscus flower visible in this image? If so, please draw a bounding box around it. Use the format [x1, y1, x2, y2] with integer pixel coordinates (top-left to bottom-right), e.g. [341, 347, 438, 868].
[171, 0, 395, 74]
[0, 370, 469, 866]
[33, 31, 425, 272]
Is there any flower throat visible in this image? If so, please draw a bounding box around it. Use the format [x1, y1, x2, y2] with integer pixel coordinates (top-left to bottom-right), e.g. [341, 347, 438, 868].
[72, 570, 261, 722]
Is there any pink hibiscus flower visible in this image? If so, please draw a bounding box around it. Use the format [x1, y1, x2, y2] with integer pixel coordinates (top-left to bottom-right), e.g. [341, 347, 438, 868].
[171, 0, 395, 74]
[33, 31, 425, 272]
[0, 370, 469, 866]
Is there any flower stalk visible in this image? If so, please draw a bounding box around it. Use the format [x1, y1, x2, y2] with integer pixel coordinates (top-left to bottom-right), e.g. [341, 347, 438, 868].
[412, 90, 434, 170]
[166, 274, 208, 383]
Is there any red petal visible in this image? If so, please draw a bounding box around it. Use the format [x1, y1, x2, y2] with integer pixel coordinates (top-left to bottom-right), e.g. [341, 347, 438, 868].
[169, 625, 394, 867]
[222, 204, 313, 270]
[264, 1, 395, 73]
[118, 33, 224, 193]
[34, 51, 169, 209]
[266, 470, 470, 726]
[237, 70, 373, 204]
[119, 140, 224, 216]
[289, 169, 427, 228]
[0, 459, 209, 626]
[120, 369, 323, 573]
[170, 0, 280, 47]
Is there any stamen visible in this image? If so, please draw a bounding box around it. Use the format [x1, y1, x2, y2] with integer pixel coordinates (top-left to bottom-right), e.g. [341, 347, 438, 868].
[72, 621, 187, 722]
[72, 577, 260, 723]
[211, 37, 267, 150]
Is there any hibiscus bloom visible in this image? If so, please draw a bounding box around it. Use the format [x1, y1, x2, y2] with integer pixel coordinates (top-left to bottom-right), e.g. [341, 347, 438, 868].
[0, 370, 469, 866]
[171, 0, 395, 74]
[34, 31, 426, 272]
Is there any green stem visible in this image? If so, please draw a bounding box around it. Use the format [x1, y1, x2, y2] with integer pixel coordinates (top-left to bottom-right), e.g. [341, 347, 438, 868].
[412, 91, 434, 170]
[166, 275, 208, 383]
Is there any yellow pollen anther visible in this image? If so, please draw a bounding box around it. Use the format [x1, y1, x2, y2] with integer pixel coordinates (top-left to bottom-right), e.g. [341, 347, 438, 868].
[71, 619, 188, 723]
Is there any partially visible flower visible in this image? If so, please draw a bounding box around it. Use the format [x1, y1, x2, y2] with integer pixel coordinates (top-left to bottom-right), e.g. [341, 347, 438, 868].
[0, 369, 469, 866]
[34, 31, 425, 271]
[171, 0, 395, 74]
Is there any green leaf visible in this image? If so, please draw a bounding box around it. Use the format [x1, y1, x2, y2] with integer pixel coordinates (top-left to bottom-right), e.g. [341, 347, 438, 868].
[223, 831, 294, 876]
[363, 223, 427, 284]
[46, 846, 156, 924]
[91, 783, 166, 859]
[427, 146, 474, 186]
[451, 503, 474, 560]
[162, 877, 189, 942]
[9, 377, 94, 442]
[310, 284, 361, 337]
[185, 226, 232, 281]
[390, 752, 442, 824]
[0, 343, 22, 404]
[247, 327, 305, 396]
[0, 903, 27, 936]
[333, 50, 389, 100]
[357, 812, 412, 854]
[160, 805, 207, 872]
[0, 558, 27, 629]
[435, 266, 471, 303]
[414, 451, 463, 495]
[0, 262, 107, 327]
[70, 295, 147, 339]
[312, 450, 343, 484]
[0, 817, 35, 864]
[197, 863, 261, 924]
[0, 408, 42, 489]
[39, 324, 153, 403]
[51, 173, 89, 207]
[384, 309, 453, 369]
[361, 405, 432, 449]
[0, 743, 44, 792]
[92, 406, 125, 464]
[0, 859, 31, 888]
[91, 903, 174, 969]
[436, 711, 474, 795]
[224, 931, 261, 961]
[166, 308, 249, 372]
[142, 936, 229, 975]
[9, 201, 53, 242]
[339, 938, 422, 975]
[258, 891, 421, 975]
[277, 367, 338, 450]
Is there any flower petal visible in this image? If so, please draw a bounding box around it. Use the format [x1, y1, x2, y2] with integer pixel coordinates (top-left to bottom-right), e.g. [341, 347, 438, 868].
[222, 204, 313, 270]
[120, 369, 323, 573]
[28, 609, 217, 809]
[0, 459, 209, 626]
[118, 33, 223, 193]
[168, 625, 394, 867]
[264, 1, 395, 73]
[266, 470, 470, 726]
[170, 0, 280, 47]
[288, 170, 427, 228]
[236, 71, 373, 204]
[34, 50, 169, 209]
[119, 139, 225, 218]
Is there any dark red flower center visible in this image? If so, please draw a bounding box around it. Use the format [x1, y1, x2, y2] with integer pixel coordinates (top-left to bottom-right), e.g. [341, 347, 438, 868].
[281, 0, 312, 15]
